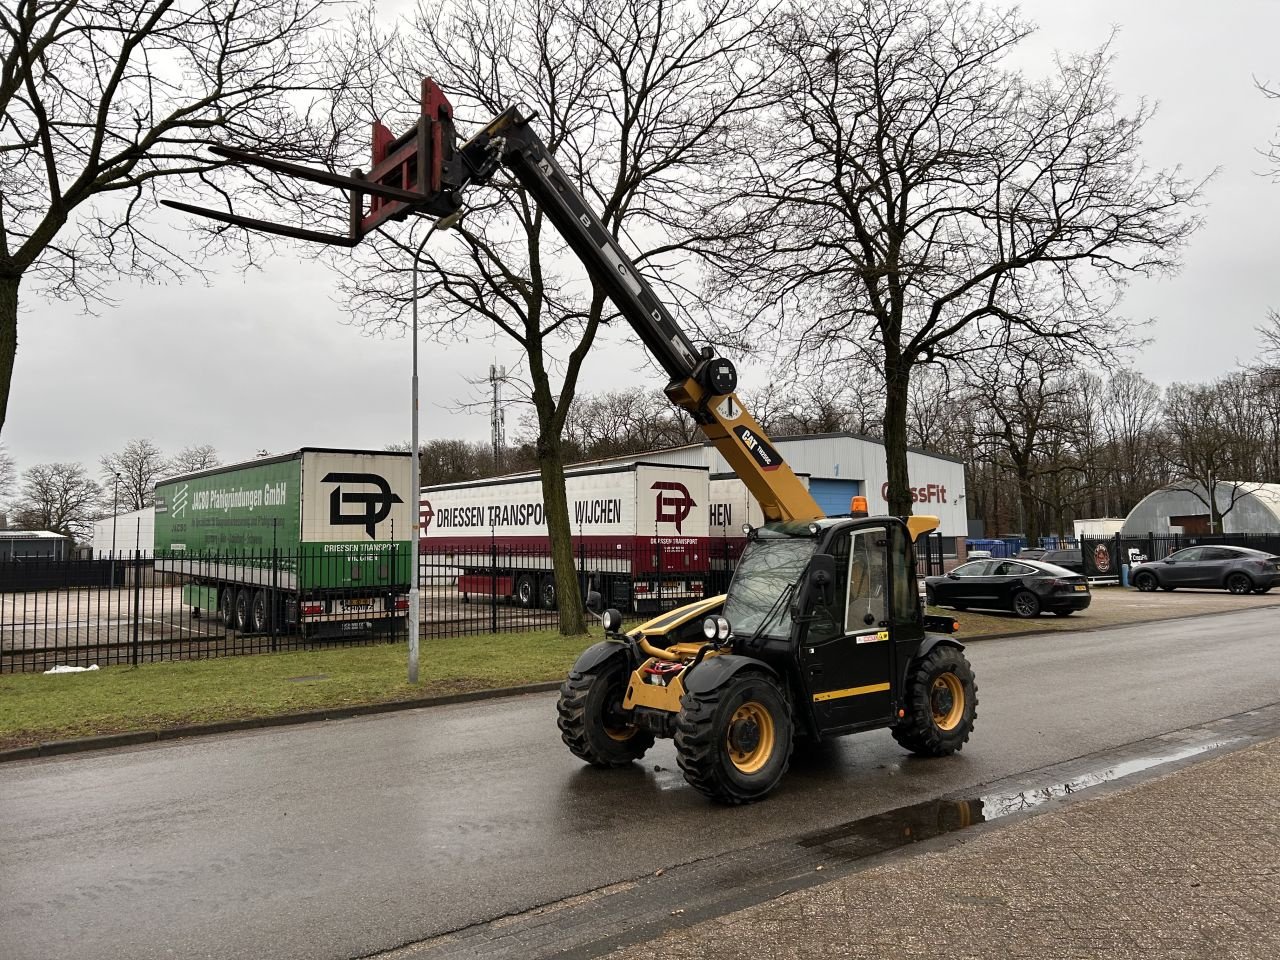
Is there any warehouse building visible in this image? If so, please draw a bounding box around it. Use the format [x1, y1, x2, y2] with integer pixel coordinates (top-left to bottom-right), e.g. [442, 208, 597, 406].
[584, 431, 968, 544]
[1121, 482, 1280, 537]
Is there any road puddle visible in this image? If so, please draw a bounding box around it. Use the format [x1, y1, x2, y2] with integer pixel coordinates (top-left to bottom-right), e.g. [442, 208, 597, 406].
[800, 738, 1245, 861]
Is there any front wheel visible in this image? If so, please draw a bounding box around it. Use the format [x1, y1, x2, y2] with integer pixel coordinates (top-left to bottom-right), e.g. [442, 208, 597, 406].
[557, 658, 653, 767]
[675, 670, 793, 805]
[1133, 571, 1158, 592]
[892, 645, 978, 757]
[1226, 572, 1254, 595]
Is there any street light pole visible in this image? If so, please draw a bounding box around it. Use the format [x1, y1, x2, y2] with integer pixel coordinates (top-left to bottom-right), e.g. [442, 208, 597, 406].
[110, 472, 121, 589]
[407, 226, 436, 685]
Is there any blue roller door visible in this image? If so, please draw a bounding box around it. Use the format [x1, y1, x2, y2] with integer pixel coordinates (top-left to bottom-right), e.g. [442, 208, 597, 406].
[809, 479, 860, 516]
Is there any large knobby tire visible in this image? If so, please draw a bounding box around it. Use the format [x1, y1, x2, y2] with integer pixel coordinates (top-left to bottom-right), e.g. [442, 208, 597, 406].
[557, 658, 654, 767]
[1012, 590, 1040, 618]
[674, 670, 793, 805]
[891, 645, 978, 758]
[1133, 571, 1158, 592]
[1226, 572, 1254, 595]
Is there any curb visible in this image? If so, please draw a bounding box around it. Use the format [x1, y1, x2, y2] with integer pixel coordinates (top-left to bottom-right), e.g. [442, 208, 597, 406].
[0, 680, 563, 764]
[954, 598, 1280, 645]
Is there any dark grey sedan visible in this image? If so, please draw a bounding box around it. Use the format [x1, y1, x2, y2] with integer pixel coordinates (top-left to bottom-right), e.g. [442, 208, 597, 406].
[1130, 546, 1280, 595]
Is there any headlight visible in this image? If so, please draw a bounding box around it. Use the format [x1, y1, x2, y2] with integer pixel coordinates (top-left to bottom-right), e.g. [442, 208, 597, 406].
[602, 608, 623, 633]
[703, 616, 718, 640]
[714, 616, 731, 641]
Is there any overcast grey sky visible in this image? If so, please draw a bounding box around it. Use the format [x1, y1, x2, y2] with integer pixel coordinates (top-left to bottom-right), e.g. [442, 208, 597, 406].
[5, 0, 1279, 477]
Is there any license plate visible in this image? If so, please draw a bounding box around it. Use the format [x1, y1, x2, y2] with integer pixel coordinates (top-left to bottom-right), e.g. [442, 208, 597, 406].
[343, 598, 372, 609]
[1073, 584, 1087, 592]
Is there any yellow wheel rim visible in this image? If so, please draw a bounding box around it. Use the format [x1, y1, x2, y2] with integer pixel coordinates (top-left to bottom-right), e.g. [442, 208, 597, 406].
[931, 673, 965, 731]
[726, 701, 775, 774]
[604, 723, 637, 742]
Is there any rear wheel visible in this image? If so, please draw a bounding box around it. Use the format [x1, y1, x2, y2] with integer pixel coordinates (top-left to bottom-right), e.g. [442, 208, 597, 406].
[234, 588, 252, 632]
[540, 576, 557, 610]
[1226, 572, 1253, 595]
[248, 590, 271, 634]
[218, 588, 235, 629]
[513, 574, 536, 608]
[892, 645, 978, 757]
[1012, 590, 1040, 618]
[557, 658, 653, 767]
[1133, 571, 1158, 592]
[675, 670, 793, 805]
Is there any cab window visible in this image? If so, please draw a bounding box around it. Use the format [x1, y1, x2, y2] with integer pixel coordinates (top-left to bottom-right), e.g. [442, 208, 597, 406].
[844, 527, 887, 632]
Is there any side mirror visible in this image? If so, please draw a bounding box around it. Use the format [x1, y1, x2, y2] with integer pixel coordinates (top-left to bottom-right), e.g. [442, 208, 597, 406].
[586, 589, 603, 613]
[792, 553, 836, 618]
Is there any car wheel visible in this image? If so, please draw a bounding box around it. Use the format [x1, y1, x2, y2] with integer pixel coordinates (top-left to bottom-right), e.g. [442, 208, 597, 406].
[1133, 571, 1158, 592]
[1012, 590, 1040, 618]
[1226, 572, 1253, 595]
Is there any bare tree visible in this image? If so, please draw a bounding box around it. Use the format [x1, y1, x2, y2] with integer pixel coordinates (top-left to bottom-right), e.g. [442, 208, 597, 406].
[169, 444, 221, 475]
[701, 0, 1202, 517]
[11, 462, 101, 540]
[0, 0, 343, 435]
[101, 438, 169, 511]
[339, 0, 767, 634]
[0, 443, 14, 501]
[389, 438, 491, 486]
[1160, 377, 1263, 532]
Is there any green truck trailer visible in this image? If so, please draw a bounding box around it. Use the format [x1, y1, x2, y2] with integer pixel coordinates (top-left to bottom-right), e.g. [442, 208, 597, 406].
[154, 448, 414, 638]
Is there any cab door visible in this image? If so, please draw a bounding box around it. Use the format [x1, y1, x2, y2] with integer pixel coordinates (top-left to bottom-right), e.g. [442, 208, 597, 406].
[799, 525, 895, 731]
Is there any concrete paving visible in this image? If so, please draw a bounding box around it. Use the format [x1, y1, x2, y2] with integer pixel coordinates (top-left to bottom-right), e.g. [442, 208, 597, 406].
[610, 735, 1280, 960]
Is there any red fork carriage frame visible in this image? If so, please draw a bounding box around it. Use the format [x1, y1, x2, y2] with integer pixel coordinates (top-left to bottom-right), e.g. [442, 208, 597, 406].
[162, 78, 462, 246]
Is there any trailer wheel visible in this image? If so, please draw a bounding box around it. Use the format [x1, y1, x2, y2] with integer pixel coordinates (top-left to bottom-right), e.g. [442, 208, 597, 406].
[248, 590, 271, 634]
[234, 588, 253, 633]
[540, 576, 557, 610]
[891, 645, 977, 757]
[514, 574, 536, 608]
[218, 588, 236, 629]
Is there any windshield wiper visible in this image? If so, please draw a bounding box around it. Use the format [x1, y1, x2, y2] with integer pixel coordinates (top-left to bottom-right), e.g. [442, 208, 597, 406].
[741, 579, 797, 648]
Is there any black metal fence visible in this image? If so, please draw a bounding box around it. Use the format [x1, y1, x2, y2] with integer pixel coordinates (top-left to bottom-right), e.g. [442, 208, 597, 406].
[1, 532, 962, 673]
[0, 550, 411, 674]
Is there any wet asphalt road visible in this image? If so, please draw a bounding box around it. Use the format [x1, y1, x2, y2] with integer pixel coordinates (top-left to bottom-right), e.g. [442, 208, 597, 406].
[2, 606, 1278, 960]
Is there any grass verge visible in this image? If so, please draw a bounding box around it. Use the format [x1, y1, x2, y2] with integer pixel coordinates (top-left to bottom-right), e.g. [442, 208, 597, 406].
[0, 629, 592, 751]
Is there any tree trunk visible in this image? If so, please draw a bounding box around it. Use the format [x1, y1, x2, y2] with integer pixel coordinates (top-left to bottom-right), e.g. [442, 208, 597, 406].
[1016, 465, 1038, 543]
[536, 431, 588, 635]
[882, 355, 913, 517]
[0, 270, 18, 437]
